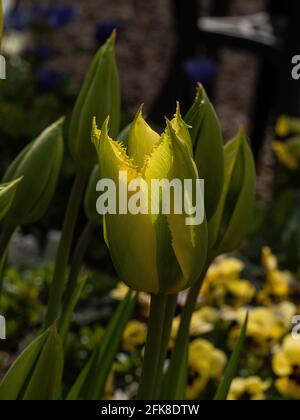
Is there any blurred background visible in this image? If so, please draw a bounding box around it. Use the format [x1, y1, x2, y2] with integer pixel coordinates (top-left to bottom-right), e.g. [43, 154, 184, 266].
[1, 0, 300, 400]
[1, 0, 300, 195]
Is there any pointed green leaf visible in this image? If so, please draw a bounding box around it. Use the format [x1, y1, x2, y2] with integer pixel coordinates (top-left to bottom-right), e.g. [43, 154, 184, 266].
[209, 129, 256, 257]
[67, 290, 136, 400]
[214, 313, 248, 401]
[22, 326, 63, 400]
[59, 276, 88, 345]
[0, 330, 49, 400]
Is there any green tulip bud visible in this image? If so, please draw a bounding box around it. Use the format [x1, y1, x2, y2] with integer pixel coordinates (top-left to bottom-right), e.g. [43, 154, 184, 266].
[68, 32, 121, 169]
[208, 128, 256, 257]
[2, 119, 64, 226]
[84, 164, 101, 224]
[185, 85, 224, 221]
[92, 108, 208, 294]
[0, 178, 22, 222]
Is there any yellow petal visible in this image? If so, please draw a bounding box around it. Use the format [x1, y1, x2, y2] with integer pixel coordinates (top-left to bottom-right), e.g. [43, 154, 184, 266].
[128, 107, 160, 169]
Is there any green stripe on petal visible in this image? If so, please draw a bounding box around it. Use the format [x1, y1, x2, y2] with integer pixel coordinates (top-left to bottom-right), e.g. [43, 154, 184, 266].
[165, 121, 208, 291]
[143, 131, 182, 292]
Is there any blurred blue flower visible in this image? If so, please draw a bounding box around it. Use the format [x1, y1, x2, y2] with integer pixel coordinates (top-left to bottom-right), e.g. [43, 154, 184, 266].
[47, 5, 78, 29]
[36, 68, 65, 92]
[183, 58, 218, 85]
[35, 44, 52, 61]
[31, 4, 77, 29]
[94, 21, 120, 44]
[8, 10, 30, 31]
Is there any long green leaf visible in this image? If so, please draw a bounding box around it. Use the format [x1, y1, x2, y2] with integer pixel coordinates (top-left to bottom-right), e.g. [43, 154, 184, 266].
[66, 290, 136, 400]
[59, 275, 88, 345]
[0, 248, 7, 295]
[0, 325, 63, 400]
[0, 330, 48, 400]
[214, 313, 248, 401]
[22, 326, 63, 400]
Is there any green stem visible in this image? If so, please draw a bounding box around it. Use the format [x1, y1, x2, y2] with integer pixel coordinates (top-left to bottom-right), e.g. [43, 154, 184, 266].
[0, 224, 15, 262]
[153, 293, 177, 400]
[137, 293, 168, 400]
[0, 249, 8, 297]
[62, 221, 95, 306]
[45, 171, 88, 328]
[178, 261, 212, 342]
[164, 262, 212, 399]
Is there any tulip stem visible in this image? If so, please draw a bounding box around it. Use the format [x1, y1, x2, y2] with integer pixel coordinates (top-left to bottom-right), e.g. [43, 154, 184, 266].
[163, 262, 212, 398]
[152, 293, 178, 399]
[62, 221, 95, 306]
[0, 224, 15, 262]
[59, 221, 95, 341]
[45, 171, 88, 328]
[137, 293, 169, 400]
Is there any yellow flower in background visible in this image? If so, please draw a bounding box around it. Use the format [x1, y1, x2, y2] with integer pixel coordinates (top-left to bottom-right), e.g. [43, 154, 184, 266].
[187, 339, 227, 399]
[262, 247, 278, 272]
[110, 282, 130, 301]
[228, 377, 271, 400]
[273, 137, 300, 171]
[271, 301, 297, 330]
[122, 321, 147, 352]
[103, 371, 114, 400]
[189, 307, 219, 336]
[273, 336, 300, 399]
[202, 257, 245, 292]
[258, 247, 292, 304]
[228, 306, 286, 356]
[276, 115, 300, 137]
[171, 307, 219, 343]
[110, 283, 151, 317]
[276, 116, 289, 137]
[201, 256, 254, 307]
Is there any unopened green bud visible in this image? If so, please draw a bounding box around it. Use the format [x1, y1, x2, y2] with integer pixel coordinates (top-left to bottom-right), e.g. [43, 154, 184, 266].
[2, 119, 64, 226]
[68, 32, 121, 169]
[209, 128, 256, 257]
[84, 165, 101, 224]
[0, 178, 22, 222]
[185, 85, 224, 221]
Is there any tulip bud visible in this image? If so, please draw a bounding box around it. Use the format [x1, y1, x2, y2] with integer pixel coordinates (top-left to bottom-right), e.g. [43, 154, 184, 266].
[208, 128, 256, 257]
[0, 178, 22, 222]
[68, 32, 121, 169]
[84, 164, 101, 224]
[92, 109, 208, 294]
[2, 119, 64, 226]
[185, 85, 224, 221]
